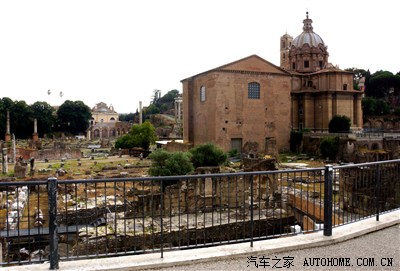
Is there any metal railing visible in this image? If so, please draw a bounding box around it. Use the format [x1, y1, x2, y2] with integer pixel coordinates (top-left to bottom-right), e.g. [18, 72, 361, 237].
[0, 159, 399, 268]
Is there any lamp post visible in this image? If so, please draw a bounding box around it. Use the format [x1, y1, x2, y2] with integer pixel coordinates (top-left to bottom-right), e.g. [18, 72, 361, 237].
[48, 89, 51, 105]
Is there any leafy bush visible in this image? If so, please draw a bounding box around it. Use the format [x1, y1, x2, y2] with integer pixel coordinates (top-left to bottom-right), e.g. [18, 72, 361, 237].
[148, 149, 194, 192]
[227, 148, 239, 158]
[115, 121, 157, 150]
[148, 149, 193, 177]
[189, 143, 227, 168]
[362, 97, 391, 117]
[320, 137, 339, 160]
[328, 115, 351, 133]
[290, 131, 303, 153]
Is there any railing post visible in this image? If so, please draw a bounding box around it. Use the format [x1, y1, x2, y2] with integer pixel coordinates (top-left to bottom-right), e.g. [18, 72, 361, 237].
[323, 165, 333, 236]
[160, 179, 164, 259]
[48, 177, 59, 269]
[250, 174, 254, 247]
[375, 164, 381, 221]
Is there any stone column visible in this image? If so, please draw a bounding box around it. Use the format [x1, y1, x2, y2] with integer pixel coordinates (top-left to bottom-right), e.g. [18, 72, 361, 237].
[5, 111, 11, 142]
[32, 118, 39, 142]
[2, 148, 8, 174]
[139, 101, 143, 125]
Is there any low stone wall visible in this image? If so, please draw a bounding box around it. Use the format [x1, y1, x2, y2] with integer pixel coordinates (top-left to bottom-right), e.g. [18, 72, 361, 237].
[162, 174, 277, 215]
[302, 134, 398, 162]
[71, 216, 295, 255]
[14, 147, 82, 161]
[164, 141, 192, 152]
[36, 149, 81, 160]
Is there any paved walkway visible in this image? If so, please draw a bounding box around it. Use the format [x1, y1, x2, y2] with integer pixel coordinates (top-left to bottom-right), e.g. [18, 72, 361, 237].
[150, 224, 399, 271]
[3, 210, 399, 271]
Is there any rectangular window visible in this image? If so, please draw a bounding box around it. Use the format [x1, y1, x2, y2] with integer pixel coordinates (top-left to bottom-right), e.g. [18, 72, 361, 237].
[304, 60, 309, 68]
[248, 82, 260, 99]
[231, 138, 242, 153]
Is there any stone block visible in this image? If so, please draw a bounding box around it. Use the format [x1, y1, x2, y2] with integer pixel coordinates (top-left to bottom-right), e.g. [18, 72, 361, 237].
[14, 164, 27, 178]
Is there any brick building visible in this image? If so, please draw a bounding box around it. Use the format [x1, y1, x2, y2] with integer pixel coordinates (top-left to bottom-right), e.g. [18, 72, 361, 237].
[181, 13, 363, 154]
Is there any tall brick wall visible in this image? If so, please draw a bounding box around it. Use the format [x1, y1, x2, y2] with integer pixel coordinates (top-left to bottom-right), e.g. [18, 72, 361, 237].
[182, 55, 292, 154]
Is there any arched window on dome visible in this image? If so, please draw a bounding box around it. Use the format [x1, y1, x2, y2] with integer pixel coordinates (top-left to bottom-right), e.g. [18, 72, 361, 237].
[248, 82, 260, 99]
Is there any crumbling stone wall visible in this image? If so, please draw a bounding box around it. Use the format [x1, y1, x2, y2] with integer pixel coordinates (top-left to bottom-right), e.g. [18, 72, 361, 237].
[164, 141, 192, 152]
[14, 147, 81, 161]
[36, 148, 81, 160]
[339, 164, 400, 216]
[302, 134, 396, 162]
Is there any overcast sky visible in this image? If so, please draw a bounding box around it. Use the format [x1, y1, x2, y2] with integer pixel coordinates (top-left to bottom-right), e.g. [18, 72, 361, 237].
[1, 0, 399, 113]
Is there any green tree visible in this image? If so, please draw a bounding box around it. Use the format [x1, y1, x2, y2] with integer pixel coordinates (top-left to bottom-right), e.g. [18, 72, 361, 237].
[115, 121, 157, 150]
[146, 89, 180, 117]
[0, 98, 34, 139]
[119, 112, 136, 122]
[157, 89, 179, 107]
[148, 149, 194, 176]
[31, 101, 55, 137]
[320, 137, 339, 160]
[375, 99, 391, 115]
[56, 100, 92, 135]
[366, 70, 400, 99]
[189, 143, 227, 168]
[0, 97, 14, 139]
[148, 149, 194, 191]
[11, 100, 33, 139]
[328, 115, 351, 133]
[345, 68, 370, 90]
[144, 104, 160, 115]
[362, 97, 377, 117]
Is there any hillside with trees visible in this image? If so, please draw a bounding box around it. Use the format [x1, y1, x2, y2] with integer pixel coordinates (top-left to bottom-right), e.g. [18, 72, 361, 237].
[346, 68, 400, 120]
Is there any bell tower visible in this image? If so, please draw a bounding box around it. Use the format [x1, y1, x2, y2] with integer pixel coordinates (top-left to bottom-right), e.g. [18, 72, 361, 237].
[280, 33, 293, 70]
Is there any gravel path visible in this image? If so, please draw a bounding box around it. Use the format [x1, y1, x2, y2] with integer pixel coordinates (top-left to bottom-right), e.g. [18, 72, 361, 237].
[146, 224, 400, 271]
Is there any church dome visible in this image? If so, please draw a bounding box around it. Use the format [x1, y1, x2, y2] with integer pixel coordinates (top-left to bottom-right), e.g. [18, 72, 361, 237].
[292, 12, 325, 48]
[292, 31, 324, 47]
[288, 12, 329, 73]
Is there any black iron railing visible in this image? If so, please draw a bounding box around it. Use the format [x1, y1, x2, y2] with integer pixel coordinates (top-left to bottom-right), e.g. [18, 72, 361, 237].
[0, 159, 399, 268]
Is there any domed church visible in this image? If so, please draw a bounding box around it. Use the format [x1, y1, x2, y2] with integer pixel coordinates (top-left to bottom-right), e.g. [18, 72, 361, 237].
[281, 12, 363, 132]
[181, 12, 363, 154]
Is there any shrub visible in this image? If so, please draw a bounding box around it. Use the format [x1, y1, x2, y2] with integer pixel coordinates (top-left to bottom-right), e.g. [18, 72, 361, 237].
[290, 131, 303, 153]
[148, 149, 194, 192]
[227, 148, 239, 158]
[328, 115, 351, 133]
[148, 149, 193, 177]
[320, 137, 339, 160]
[189, 143, 227, 168]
